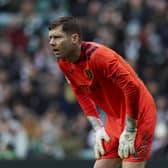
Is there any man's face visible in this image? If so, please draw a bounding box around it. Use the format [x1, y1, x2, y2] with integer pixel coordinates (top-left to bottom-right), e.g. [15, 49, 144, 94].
[49, 25, 79, 61]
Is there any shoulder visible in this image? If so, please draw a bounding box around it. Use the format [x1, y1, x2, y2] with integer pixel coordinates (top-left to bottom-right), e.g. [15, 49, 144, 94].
[81, 41, 116, 60]
[80, 41, 100, 60]
[86, 42, 118, 64]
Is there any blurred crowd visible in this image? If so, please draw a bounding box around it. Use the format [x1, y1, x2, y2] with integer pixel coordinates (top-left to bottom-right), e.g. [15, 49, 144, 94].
[0, 0, 168, 160]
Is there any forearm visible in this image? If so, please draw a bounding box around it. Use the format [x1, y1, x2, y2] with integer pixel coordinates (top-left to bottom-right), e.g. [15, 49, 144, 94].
[70, 85, 103, 130]
[124, 81, 140, 120]
[74, 92, 100, 118]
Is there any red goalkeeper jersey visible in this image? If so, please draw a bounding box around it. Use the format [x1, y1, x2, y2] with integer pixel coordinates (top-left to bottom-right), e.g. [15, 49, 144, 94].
[58, 41, 155, 137]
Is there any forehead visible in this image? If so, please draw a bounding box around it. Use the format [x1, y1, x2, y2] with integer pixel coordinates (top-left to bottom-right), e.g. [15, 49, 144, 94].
[48, 25, 64, 36]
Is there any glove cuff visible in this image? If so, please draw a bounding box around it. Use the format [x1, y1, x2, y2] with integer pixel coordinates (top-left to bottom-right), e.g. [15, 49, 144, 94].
[125, 127, 137, 132]
[125, 115, 137, 132]
[87, 116, 104, 131]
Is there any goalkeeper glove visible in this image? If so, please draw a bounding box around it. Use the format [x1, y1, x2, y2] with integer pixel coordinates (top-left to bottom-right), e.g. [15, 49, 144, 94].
[87, 116, 110, 159]
[118, 116, 137, 159]
[94, 127, 110, 159]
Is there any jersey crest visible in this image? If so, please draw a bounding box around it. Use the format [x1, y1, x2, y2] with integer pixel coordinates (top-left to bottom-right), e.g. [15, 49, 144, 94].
[84, 69, 93, 79]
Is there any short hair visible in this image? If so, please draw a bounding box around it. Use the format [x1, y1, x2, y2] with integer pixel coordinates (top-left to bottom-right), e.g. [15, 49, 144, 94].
[48, 16, 82, 39]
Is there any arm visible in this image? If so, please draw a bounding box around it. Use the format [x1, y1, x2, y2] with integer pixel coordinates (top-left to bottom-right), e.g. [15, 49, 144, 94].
[92, 48, 139, 158]
[59, 60, 110, 159]
[71, 86, 110, 159]
[104, 57, 139, 158]
[104, 59, 138, 158]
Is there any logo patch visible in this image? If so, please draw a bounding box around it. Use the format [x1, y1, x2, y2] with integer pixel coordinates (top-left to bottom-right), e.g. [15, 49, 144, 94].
[84, 69, 93, 79]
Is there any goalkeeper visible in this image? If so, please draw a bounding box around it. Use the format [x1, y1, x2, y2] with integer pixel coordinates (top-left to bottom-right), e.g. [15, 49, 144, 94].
[48, 16, 156, 168]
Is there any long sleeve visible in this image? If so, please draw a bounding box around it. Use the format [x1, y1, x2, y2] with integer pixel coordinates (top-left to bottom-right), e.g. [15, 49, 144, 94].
[71, 86, 100, 118]
[93, 48, 140, 120]
[109, 59, 139, 120]
[57, 57, 100, 118]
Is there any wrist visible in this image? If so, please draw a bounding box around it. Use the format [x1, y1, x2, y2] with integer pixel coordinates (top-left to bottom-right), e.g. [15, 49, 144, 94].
[125, 127, 137, 133]
[125, 115, 137, 132]
[87, 116, 104, 131]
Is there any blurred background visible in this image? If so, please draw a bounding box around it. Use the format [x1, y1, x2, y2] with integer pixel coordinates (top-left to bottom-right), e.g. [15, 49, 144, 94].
[0, 0, 167, 166]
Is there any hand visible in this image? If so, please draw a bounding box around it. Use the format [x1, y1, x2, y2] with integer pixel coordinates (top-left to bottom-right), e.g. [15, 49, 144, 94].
[94, 127, 110, 159]
[118, 128, 137, 159]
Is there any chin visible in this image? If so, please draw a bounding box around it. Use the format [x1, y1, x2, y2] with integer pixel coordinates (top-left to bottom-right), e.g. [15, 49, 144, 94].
[53, 54, 58, 58]
[52, 51, 60, 57]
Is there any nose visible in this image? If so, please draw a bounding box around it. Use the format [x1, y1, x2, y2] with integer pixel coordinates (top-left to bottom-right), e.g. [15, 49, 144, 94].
[49, 38, 56, 46]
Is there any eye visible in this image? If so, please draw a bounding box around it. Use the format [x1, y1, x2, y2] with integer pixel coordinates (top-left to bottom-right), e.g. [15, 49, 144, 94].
[53, 35, 62, 39]
[49, 35, 63, 41]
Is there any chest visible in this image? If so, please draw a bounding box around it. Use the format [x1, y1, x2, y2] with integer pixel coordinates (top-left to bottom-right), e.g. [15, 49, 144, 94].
[65, 63, 101, 93]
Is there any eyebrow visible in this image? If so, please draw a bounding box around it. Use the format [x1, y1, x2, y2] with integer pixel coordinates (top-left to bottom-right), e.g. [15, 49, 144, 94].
[49, 34, 63, 38]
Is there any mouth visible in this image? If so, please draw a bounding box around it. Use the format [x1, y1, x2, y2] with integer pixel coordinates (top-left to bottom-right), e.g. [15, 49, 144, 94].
[53, 49, 60, 55]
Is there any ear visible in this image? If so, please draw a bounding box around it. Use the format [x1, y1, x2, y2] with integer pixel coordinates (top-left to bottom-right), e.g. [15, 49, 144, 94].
[71, 33, 80, 44]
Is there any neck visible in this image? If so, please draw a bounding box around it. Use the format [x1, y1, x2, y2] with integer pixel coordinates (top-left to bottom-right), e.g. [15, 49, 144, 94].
[70, 44, 81, 63]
